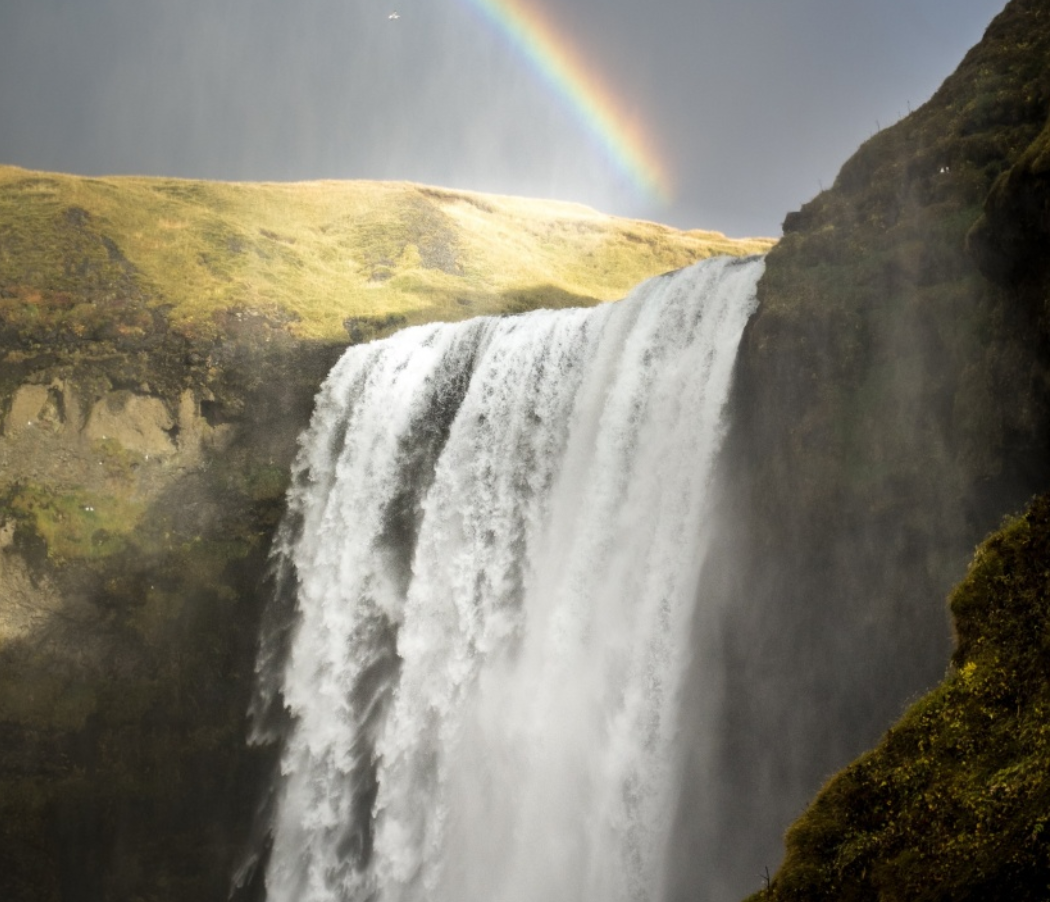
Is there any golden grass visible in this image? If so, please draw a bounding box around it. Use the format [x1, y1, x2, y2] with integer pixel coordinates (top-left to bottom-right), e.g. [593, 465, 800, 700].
[0, 165, 774, 340]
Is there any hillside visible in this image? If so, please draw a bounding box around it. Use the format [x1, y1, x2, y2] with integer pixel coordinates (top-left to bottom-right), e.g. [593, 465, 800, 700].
[0, 165, 768, 342]
[751, 494, 1050, 901]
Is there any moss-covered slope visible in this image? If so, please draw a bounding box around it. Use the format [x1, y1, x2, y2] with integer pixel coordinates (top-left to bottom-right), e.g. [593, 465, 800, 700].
[752, 494, 1050, 901]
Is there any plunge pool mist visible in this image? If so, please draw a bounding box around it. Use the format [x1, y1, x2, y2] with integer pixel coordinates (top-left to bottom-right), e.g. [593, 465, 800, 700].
[247, 255, 764, 901]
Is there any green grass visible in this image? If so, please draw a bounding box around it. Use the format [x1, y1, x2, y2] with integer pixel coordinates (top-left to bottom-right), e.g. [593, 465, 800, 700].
[0, 166, 773, 341]
[3, 479, 145, 564]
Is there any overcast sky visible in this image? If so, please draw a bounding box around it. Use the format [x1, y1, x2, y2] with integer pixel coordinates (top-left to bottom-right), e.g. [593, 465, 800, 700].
[0, 0, 1007, 237]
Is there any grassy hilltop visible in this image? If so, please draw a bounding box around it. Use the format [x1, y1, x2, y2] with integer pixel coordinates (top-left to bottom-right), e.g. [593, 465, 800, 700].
[0, 165, 769, 342]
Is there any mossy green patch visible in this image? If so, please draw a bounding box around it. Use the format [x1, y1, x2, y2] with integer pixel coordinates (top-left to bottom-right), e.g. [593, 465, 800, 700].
[751, 495, 1050, 902]
[3, 480, 145, 564]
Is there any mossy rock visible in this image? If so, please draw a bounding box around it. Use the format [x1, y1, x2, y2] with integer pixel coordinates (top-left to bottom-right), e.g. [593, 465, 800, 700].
[752, 494, 1050, 902]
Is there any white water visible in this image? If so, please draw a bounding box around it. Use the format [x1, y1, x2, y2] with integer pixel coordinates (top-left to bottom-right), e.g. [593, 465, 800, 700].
[253, 255, 764, 902]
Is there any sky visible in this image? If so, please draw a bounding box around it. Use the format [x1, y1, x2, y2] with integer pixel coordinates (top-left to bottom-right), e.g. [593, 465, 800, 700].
[0, 0, 1008, 237]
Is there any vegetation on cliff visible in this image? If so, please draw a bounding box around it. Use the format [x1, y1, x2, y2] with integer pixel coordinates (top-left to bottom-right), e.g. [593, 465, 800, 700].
[0, 343, 332, 901]
[750, 494, 1050, 901]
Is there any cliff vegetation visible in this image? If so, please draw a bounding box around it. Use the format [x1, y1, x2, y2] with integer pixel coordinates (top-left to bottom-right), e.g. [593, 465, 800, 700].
[751, 494, 1050, 901]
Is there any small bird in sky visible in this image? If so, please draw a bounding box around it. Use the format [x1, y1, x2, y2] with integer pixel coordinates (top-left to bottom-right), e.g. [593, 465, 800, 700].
[388, 11, 400, 19]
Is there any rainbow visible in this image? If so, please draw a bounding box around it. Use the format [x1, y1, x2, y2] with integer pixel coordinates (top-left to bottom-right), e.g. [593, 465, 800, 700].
[460, 0, 673, 203]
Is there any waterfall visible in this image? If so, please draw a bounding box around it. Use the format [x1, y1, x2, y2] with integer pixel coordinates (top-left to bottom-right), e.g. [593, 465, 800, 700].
[250, 254, 764, 902]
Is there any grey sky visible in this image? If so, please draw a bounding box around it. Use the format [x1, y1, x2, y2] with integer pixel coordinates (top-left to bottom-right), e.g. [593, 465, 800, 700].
[0, 0, 1006, 236]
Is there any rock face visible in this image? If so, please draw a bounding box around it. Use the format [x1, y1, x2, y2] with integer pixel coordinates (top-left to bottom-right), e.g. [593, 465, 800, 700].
[0, 323, 343, 902]
[664, 1, 1050, 898]
[82, 392, 176, 457]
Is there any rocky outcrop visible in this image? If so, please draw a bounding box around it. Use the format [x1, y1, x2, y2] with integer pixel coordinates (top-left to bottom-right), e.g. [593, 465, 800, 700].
[968, 114, 1050, 290]
[0, 314, 344, 900]
[82, 391, 177, 457]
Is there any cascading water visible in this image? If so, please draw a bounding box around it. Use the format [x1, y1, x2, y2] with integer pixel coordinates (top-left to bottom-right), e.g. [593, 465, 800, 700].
[249, 254, 764, 902]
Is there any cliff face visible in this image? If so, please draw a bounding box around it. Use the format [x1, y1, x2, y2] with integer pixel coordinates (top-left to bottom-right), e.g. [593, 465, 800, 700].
[664, 1, 1050, 898]
[0, 313, 341, 901]
[0, 175, 766, 901]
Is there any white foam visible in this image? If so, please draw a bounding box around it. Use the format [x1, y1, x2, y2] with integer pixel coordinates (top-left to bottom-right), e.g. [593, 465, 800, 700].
[258, 255, 764, 902]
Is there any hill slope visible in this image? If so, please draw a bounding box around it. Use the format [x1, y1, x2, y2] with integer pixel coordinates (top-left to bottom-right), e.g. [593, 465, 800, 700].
[752, 494, 1050, 901]
[0, 165, 769, 341]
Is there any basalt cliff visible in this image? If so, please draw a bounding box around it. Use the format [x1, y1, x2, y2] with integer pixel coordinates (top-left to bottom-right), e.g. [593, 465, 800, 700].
[679, 0, 1050, 898]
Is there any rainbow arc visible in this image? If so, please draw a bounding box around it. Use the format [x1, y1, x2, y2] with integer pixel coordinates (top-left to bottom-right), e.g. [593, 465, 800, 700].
[461, 0, 672, 203]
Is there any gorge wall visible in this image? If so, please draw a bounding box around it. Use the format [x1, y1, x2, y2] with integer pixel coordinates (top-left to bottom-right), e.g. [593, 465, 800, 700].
[666, 0, 1050, 897]
[0, 308, 343, 901]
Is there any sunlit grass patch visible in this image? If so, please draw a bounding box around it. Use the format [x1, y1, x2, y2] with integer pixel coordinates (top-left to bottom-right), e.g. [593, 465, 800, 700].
[0, 165, 774, 341]
[3, 480, 146, 564]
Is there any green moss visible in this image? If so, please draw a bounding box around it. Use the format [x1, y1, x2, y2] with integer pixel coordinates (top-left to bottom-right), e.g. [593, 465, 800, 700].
[242, 462, 291, 503]
[3, 480, 144, 564]
[751, 495, 1050, 902]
